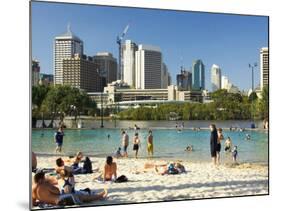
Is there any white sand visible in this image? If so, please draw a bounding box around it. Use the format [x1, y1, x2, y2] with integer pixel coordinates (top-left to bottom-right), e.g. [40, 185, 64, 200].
[34, 155, 268, 207]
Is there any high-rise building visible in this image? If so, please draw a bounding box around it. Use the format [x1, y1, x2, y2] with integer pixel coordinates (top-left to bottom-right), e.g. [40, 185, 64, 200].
[62, 54, 102, 92]
[122, 40, 138, 87]
[135, 44, 162, 89]
[168, 72, 172, 86]
[260, 47, 269, 90]
[54, 25, 83, 85]
[221, 75, 239, 93]
[161, 63, 170, 88]
[39, 73, 54, 86]
[221, 75, 230, 90]
[176, 68, 192, 91]
[93, 52, 117, 86]
[32, 60, 40, 86]
[192, 59, 205, 90]
[211, 64, 222, 92]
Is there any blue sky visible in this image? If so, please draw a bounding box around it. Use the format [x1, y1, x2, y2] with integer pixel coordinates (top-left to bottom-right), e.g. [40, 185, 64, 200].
[31, 1, 268, 91]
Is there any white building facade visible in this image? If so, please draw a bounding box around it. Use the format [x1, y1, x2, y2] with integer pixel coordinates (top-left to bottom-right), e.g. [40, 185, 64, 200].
[260, 47, 269, 90]
[211, 64, 221, 92]
[122, 40, 138, 87]
[54, 26, 83, 85]
[135, 44, 162, 89]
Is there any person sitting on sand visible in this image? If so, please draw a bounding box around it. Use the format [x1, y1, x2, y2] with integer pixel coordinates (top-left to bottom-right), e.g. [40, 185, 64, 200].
[224, 137, 232, 152]
[58, 169, 94, 196]
[185, 145, 193, 152]
[94, 156, 117, 182]
[113, 147, 122, 159]
[55, 158, 73, 176]
[103, 156, 117, 181]
[69, 152, 84, 174]
[32, 171, 107, 207]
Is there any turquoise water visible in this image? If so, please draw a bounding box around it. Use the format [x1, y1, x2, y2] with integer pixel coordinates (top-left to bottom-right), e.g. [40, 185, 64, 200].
[32, 128, 268, 163]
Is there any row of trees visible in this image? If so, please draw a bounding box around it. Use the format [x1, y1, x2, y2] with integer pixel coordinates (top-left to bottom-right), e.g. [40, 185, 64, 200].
[32, 85, 268, 126]
[32, 85, 97, 128]
[118, 88, 269, 121]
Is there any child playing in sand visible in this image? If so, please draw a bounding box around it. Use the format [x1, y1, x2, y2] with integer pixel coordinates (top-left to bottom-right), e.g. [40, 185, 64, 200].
[232, 146, 238, 163]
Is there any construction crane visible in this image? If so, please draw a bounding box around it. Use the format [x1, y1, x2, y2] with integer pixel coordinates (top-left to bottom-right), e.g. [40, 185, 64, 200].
[117, 24, 130, 81]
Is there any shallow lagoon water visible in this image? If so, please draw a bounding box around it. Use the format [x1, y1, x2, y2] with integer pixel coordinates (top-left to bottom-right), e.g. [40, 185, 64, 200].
[32, 127, 268, 164]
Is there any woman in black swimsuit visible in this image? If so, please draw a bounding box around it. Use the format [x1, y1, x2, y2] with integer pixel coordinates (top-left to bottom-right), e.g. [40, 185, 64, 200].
[209, 124, 218, 165]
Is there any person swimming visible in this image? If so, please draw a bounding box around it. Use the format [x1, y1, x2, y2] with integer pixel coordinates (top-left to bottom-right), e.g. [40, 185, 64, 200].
[185, 145, 193, 152]
[245, 134, 251, 140]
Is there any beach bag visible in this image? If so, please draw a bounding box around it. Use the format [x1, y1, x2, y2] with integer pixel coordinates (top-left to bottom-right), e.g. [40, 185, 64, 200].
[168, 164, 179, 175]
[115, 175, 128, 183]
[82, 157, 93, 174]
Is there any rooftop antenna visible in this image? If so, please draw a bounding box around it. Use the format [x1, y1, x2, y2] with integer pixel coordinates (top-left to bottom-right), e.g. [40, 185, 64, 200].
[180, 54, 184, 73]
[67, 22, 71, 32]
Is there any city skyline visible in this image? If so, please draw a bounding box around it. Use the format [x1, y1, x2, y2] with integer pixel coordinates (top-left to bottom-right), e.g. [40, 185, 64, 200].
[31, 1, 268, 91]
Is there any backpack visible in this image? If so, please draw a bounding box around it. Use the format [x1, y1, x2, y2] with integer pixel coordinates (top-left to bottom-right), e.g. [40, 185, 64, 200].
[115, 175, 128, 183]
[82, 157, 93, 174]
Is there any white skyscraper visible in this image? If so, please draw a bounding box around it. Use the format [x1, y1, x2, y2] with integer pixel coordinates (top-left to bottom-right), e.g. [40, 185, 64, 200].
[221, 75, 230, 90]
[122, 40, 138, 87]
[54, 25, 83, 85]
[260, 47, 269, 90]
[211, 64, 222, 92]
[135, 44, 162, 89]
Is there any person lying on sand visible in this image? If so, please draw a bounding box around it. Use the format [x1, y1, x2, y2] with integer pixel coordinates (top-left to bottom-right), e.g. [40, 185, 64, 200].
[32, 171, 107, 207]
[134, 162, 186, 175]
[155, 162, 186, 175]
[93, 156, 117, 182]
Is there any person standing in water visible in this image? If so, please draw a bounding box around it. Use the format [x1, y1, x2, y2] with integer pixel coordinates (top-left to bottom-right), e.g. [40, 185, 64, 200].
[209, 124, 218, 165]
[121, 131, 129, 157]
[216, 128, 224, 165]
[224, 136, 232, 152]
[54, 126, 64, 153]
[147, 130, 154, 158]
[133, 133, 141, 159]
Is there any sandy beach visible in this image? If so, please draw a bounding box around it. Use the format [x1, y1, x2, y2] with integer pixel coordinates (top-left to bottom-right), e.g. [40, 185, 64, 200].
[32, 155, 268, 209]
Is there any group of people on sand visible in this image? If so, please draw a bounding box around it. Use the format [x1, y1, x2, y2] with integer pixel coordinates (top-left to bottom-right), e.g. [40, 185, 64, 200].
[209, 124, 238, 165]
[118, 129, 154, 159]
[32, 151, 108, 208]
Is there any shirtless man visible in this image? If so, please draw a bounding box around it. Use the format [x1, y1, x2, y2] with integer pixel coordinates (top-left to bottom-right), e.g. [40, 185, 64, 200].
[121, 131, 129, 157]
[32, 171, 107, 207]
